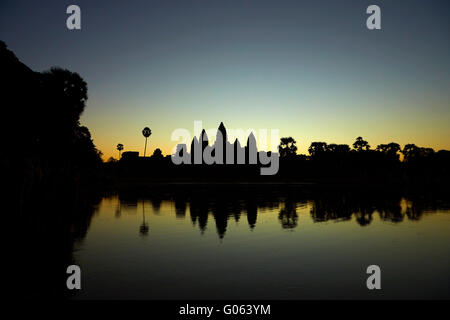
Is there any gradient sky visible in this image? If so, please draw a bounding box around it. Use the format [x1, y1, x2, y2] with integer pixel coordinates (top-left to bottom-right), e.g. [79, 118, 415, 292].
[1, 0, 449, 159]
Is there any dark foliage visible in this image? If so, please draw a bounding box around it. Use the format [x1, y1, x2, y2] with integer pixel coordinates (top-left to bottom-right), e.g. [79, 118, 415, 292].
[1, 41, 103, 209]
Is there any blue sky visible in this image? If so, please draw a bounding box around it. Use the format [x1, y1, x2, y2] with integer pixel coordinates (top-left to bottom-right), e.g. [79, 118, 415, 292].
[1, 0, 449, 158]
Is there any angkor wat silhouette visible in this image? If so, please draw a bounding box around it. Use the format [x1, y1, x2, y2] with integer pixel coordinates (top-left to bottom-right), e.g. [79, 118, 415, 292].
[171, 122, 279, 175]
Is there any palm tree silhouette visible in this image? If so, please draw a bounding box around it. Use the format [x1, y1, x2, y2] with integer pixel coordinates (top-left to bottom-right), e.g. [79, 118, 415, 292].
[142, 127, 152, 157]
[116, 143, 124, 159]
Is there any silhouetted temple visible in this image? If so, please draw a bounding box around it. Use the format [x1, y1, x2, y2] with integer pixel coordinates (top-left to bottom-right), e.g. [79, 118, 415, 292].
[185, 122, 260, 165]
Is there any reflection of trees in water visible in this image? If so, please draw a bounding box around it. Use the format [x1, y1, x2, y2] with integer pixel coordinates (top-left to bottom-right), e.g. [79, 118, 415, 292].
[308, 193, 440, 226]
[355, 208, 374, 226]
[118, 192, 448, 238]
[14, 188, 448, 299]
[405, 203, 423, 221]
[114, 189, 449, 238]
[402, 196, 446, 221]
[121, 190, 450, 236]
[310, 196, 358, 223]
[13, 192, 102, 299]
[278, 198, 299, 229]
[310, 195, 385, 226]
[377, 198, 403, 223]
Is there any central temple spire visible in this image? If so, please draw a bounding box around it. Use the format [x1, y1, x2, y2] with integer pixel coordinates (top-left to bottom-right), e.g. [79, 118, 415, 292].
[217, 122, 227, 141]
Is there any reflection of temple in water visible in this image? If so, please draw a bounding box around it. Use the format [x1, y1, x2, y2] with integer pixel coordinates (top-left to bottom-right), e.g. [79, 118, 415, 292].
[113, 189, 440, 238]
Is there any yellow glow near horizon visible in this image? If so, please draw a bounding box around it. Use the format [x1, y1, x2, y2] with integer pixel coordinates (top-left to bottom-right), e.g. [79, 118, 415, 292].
[86, 116, 450, 161]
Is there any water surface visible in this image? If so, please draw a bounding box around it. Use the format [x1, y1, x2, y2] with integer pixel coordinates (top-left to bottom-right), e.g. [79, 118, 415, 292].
[72, 190, 450, 299]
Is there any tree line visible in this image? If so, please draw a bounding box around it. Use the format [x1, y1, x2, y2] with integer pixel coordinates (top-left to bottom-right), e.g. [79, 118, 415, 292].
[276, 136, 449, 183]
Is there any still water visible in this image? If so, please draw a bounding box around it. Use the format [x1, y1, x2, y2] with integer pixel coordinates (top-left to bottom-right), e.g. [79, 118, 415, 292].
[72, 189, 450, 299]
